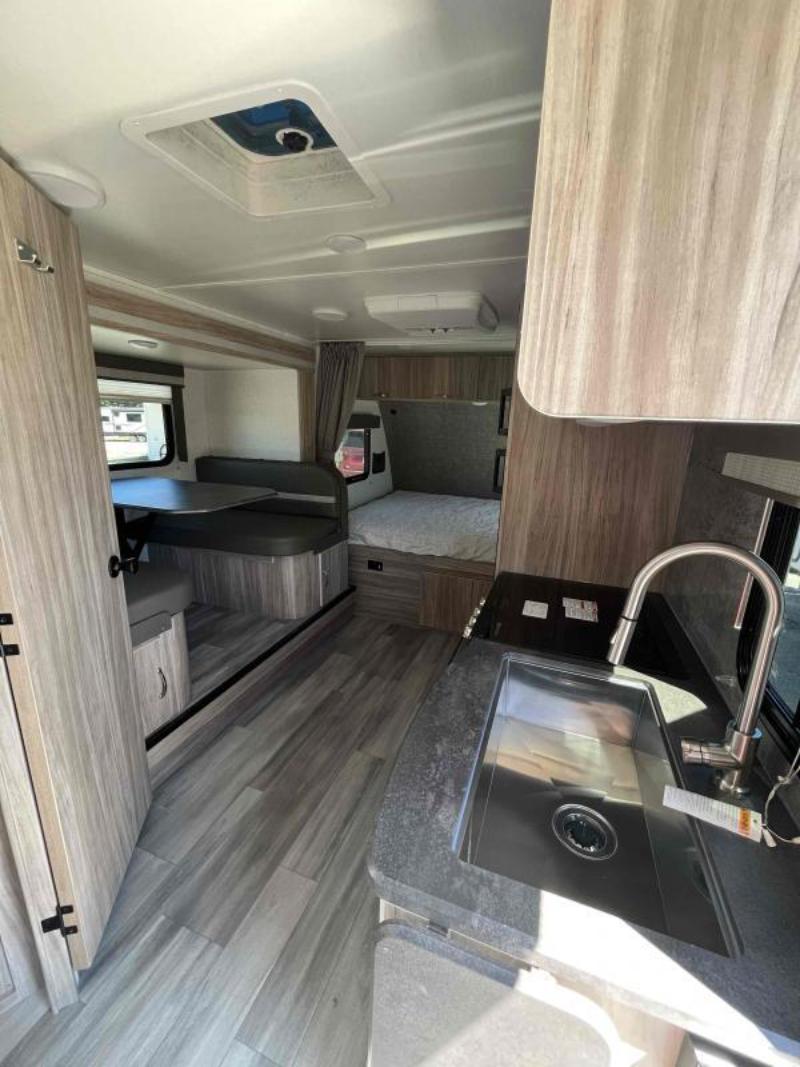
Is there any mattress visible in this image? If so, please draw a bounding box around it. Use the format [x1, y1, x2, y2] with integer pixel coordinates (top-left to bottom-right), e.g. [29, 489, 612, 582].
[348, 491, 500, 563]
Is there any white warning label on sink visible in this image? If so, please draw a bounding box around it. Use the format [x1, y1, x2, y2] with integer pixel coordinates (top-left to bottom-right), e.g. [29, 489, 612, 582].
[562, 597, 599, 623]
[522, 600, 549, 619]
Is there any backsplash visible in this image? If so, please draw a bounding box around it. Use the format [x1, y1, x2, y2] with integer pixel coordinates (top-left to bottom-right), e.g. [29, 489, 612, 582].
[664, 426, 800, 824]
[663, 429, 767, 708]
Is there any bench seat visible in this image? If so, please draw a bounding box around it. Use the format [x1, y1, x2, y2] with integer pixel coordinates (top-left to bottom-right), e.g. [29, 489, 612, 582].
[123, 564, 194, 628]
[148, 510, 341, 558]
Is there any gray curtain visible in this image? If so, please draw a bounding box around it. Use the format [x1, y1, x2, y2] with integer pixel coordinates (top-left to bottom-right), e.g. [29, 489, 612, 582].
[315, 340, 365, 465]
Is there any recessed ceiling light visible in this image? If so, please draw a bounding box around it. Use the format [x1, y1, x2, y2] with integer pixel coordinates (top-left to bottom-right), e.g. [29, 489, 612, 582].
[312, 307, 349, 322]
[325, 234, 367, 254]
[19, 160, 106, 209]
[128, 338, 160, 350]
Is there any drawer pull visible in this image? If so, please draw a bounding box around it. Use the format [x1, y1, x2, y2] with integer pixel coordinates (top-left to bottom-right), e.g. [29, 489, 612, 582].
[157, 667, 168, 699]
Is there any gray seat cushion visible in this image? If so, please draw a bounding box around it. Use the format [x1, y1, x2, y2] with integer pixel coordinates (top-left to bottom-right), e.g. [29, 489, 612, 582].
[123, 564, 194, 626]
[148, 510, 341, 557]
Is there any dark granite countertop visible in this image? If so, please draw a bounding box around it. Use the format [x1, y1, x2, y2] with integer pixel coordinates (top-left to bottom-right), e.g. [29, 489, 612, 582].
[369, 588, 800, 1066]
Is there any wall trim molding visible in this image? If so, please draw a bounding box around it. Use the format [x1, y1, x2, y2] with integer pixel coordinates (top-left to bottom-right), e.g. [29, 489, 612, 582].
[84, 269, 314, 370]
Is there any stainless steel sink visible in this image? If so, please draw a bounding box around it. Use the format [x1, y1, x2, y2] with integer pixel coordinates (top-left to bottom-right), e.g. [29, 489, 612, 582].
[458, 653, 737, 956]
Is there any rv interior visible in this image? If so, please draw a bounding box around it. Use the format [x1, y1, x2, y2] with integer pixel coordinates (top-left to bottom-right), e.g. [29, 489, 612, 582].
[0, 2, 799, 1065]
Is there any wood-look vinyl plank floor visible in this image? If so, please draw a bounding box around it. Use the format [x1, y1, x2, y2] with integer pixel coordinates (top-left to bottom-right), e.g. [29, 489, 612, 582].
[291, 886, 377, 1067]
[9, 617, 459, 1066]
[149, 866, 316, 1067]
[185, 602, 300, 704]
[221, 1041, 277, 1067]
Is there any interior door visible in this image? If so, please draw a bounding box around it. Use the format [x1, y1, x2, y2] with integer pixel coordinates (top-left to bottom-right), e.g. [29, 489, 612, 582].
[0, 159, 151, 969]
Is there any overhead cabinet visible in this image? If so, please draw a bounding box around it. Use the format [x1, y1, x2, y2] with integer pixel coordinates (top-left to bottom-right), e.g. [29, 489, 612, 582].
[359, 354, 514, 402]
[518, 0, 800, 422]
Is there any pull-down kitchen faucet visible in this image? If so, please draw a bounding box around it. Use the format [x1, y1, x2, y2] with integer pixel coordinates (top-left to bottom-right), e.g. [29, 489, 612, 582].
[608, 543, 785, 794]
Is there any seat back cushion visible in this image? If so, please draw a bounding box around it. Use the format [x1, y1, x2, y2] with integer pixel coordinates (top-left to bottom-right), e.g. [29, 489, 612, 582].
[195, 456, 347, 530]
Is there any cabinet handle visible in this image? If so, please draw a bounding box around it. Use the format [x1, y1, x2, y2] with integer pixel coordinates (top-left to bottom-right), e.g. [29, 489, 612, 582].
[157, 668, 168, 699]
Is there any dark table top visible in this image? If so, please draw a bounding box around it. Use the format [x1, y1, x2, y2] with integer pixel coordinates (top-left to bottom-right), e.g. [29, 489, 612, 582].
[111, 477, 276, 515]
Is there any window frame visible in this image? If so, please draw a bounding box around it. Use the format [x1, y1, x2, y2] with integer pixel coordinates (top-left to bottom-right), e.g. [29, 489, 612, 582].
[98, 381, 177, 472]
[737, 500, 800, 755]
[335, 427, 371, 485]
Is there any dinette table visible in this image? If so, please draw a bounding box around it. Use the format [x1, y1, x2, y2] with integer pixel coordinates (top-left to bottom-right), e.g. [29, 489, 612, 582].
[109, 476, 276, 576]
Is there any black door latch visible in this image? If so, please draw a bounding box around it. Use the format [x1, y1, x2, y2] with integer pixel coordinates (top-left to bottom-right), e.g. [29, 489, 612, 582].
[41, 903, 78, 938]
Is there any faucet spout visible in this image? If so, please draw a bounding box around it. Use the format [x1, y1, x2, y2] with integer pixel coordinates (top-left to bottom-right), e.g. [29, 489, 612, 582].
[608, 542, 784, 794]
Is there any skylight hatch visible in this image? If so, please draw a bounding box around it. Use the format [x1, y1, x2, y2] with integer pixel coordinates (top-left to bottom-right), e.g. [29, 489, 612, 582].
[122, 84, 387, 218]
[211, 99, 336, 157]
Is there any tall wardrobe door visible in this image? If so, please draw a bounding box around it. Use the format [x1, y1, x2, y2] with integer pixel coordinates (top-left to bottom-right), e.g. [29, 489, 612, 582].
[0, 159, 151, 970]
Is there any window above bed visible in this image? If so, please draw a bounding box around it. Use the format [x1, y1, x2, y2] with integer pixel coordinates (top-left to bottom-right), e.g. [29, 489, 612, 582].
[335, 427, 371, 484]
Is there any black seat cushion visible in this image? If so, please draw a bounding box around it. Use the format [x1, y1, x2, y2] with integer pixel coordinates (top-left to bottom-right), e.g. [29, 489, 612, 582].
[123, 563, 194, 626]
[148, 510, 341, 557]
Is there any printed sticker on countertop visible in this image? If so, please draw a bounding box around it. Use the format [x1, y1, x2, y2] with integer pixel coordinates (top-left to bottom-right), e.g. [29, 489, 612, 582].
[522, 600, 549, 619]
[662, 785, 762, 842]
[562, 597, 599, 623]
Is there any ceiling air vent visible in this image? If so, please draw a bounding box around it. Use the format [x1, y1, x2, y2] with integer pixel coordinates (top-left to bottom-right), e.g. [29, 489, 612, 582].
[364, 293, 499, 336]
[121, 83, 387, 218]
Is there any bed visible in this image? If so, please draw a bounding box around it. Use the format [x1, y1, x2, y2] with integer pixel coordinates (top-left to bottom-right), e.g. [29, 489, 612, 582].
[347, 491, 500, 633]
[349, 490, 500, 563]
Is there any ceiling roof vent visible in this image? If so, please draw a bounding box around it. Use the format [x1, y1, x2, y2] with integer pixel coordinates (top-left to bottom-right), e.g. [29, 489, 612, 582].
[121, 83, 387, 218]
[364, 292, 499, 336]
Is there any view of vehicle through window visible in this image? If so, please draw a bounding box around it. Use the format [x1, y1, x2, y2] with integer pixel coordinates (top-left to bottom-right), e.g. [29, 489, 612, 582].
[97, 377, 173, 467]
[335, 427, 370, 482]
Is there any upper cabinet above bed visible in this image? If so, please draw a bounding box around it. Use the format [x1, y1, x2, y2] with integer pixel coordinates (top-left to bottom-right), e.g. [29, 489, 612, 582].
[358, 354, 514, 402]
[517, 0, 800, 423]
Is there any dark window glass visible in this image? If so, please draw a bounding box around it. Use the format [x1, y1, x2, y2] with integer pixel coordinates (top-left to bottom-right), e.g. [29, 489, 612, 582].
[738, 502, 800, 749]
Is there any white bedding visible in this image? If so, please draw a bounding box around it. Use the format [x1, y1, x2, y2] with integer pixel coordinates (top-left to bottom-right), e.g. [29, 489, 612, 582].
[348, 491, 500, 563]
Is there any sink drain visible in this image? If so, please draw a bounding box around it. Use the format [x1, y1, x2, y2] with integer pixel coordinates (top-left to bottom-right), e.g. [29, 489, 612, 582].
[552, 804, 618, 861]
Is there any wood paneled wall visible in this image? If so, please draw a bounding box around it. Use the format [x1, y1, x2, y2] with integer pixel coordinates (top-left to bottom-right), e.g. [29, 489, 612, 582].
[496, 387, 694, 586]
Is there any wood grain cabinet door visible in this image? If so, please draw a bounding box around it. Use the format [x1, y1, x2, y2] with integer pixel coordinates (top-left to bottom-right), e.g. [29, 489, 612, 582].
[0, 159, 151, 971]
[519, 0, 800, 421]
[359, 355, 514, 402]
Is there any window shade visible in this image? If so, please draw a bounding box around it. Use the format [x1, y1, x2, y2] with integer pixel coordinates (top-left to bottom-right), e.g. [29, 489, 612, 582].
[97, 377, 172, 403]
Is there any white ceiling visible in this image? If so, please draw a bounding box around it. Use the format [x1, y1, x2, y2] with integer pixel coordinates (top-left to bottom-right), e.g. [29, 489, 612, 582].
[0, 0, 550, 348]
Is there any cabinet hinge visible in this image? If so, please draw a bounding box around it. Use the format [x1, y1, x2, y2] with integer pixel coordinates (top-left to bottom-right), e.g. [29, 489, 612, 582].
[0, 613, 18, 657]
[41, 904, 78, 938]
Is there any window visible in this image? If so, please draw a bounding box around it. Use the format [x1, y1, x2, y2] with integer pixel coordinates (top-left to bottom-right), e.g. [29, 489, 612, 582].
[335, 428, 370, 483]
[97, 377, 175, 469]
[738, 501, 800, 751]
